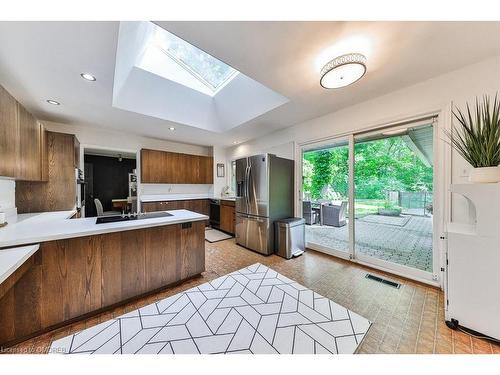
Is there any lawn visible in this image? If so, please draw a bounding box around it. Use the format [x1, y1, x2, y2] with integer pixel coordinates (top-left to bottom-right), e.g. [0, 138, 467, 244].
[353, 199, 385, 218]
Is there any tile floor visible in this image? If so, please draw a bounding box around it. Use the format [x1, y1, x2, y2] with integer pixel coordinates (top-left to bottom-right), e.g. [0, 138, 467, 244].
[6, 239, 500, 354]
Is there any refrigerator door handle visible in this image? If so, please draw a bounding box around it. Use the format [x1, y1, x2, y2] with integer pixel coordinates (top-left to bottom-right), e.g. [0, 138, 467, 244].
[247, 216, 265, 223]
[245, 164, 251, 208]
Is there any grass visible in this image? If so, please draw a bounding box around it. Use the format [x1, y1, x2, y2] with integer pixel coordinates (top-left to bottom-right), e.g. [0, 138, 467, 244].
[353, 199, 385, 218]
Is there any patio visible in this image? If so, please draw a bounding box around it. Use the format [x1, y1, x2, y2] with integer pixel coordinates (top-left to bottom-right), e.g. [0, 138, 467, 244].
[305, 214, 433, 272]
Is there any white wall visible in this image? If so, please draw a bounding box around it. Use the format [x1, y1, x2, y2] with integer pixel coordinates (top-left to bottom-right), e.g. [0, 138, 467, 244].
[226, 54, 500, 225]
[224, 53, 500, 286]
[0, 179, 16, 218]
[43, 121, 211, 156]
[211, 146, 229, 197]
[228, 54, 500, 159]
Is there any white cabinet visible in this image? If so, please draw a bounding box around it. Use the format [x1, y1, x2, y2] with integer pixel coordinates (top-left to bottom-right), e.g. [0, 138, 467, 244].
[446, 184, 500, 340]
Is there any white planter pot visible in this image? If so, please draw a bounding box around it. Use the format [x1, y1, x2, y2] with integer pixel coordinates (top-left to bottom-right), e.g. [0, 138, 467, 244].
[469, 166, 500, 183]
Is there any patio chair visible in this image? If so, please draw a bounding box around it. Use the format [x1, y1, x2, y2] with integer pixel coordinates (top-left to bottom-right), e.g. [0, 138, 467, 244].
[303, 201, 320, 225]
[321, 201, 347, 227]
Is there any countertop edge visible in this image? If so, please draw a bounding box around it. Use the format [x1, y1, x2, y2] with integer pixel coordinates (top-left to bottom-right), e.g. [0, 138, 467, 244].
[0, 244, 40, 285]
[140, 194, 236, 202]
[0, 211, 209, 249]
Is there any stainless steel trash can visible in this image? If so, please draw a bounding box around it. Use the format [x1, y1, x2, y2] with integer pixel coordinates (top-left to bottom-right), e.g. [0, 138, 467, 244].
[274, 218, 305, 259]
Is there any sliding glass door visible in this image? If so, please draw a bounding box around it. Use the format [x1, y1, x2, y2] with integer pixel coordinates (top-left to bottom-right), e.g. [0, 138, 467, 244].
[301, 120, 436, 282]
[354, 124, 434, 278]
[302, 138, 351, 258]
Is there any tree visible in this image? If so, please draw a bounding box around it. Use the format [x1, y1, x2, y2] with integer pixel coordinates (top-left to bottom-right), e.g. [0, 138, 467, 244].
[303, 136, 433, 200]
[302, 159, 314, 198]
[304, 149, 333, 199]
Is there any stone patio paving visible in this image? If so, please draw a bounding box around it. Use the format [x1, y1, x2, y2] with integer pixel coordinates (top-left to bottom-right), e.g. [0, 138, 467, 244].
[305, 214, 433, 272]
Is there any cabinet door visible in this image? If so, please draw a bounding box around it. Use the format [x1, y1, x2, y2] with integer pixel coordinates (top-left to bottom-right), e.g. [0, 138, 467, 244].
[141, 149, 163, 183]
[40, 124, 49, 181]
[141, 149, 213, 184]
[0, 85, 18, 178]
[220, 204, 235, 234]
[179, 221, 205, 279]
[199, 156, 214, 184]
[73, 136, 80, 168]
[16, 103, 41, 181]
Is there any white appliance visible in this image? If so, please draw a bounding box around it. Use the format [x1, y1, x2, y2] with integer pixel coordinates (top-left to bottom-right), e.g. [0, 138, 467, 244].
[446, 183, 500, 340]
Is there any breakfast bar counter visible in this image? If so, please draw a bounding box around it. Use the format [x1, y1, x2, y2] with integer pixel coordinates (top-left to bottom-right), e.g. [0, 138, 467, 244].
[0, 209, 207, 347]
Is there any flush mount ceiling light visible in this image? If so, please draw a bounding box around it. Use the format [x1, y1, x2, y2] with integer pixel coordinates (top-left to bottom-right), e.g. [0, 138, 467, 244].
[46, 99, 60, 105]
[320, 53, 367, 89]
[80, 73, 96, 81]
[168, 127, 175, 131]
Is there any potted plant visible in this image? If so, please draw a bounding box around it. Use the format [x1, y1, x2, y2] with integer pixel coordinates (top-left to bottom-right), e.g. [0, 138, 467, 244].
[445, 95, 500, 183]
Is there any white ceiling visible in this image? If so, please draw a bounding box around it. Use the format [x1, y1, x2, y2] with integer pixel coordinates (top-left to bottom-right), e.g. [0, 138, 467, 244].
[1, 21, 500, 147]
[113, 22, 289, 134]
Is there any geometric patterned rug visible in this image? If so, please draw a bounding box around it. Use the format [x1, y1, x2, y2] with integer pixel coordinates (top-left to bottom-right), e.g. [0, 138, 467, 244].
[49, 263, 371, 354]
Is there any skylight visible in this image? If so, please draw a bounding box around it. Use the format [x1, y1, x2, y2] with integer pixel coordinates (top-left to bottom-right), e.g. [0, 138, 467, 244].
[151, 24, 238, 94]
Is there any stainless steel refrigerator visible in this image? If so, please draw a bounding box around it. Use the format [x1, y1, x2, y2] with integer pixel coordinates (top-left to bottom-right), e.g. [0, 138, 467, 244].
[235, 154, 294, 255]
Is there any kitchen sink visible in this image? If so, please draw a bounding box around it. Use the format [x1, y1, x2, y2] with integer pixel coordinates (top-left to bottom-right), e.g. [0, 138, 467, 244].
[96, 211, 173, 224]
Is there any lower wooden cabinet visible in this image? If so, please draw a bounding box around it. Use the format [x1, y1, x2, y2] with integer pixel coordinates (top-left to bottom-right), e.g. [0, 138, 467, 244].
[142, 199, 210, 216]
[220, 200, 235, 235]
[0, 221, 205, 346]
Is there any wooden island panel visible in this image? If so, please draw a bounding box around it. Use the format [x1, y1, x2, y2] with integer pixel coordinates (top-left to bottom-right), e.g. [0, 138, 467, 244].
[0, 221, 205, 347]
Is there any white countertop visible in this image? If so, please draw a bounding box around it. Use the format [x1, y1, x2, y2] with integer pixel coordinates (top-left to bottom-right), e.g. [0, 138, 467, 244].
[0, 209, 208, 248]
[0, 244, 40, 285]
[140, 194, 236, 202]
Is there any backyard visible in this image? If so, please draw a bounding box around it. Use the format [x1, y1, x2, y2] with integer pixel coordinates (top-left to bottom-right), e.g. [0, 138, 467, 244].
[303, 130, 434, 272]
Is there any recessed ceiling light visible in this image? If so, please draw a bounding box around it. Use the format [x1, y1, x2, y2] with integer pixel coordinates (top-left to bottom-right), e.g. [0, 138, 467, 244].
[232, 141, 240, 144]
[320, 53, 367, 89]
[80, 73, 96, 81]
[169, 127, 175, 131]
[46, 99, 60, 105]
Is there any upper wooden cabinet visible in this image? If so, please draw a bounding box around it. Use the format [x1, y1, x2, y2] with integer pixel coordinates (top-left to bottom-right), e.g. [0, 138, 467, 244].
[0, 84, 48, 181]
[16, 102, 42, 181]
[141, 149, 213, 184]
[40, 123, 49, 181]
[0, 85, 18, 178]
[16, 131, 79, 213]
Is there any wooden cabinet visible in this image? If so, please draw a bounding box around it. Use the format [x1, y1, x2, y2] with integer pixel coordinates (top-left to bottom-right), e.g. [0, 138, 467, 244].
[73, 136, 80, 168]
[142, 199, 210, 217]
[141, 149, 213, 184]
[0, 85, 19, 178]
[0, 84, 47, 181]
[0, 222, 205, 346]
[16, 132, 79, 213]
[220, 200, 235, 234]
[16, 103, 41, 181]
[40, 124, 49, 181]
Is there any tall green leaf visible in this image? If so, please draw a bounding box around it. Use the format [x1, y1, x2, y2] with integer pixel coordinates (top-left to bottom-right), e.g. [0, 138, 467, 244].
[444, 94, 500, 168]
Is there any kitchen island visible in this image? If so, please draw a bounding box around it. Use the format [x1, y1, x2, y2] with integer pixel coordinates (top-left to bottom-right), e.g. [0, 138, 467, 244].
[0, 209, 207, 347]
